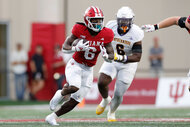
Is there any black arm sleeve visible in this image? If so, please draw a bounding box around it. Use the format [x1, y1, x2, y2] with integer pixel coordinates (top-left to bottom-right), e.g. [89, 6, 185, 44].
[132, 44, 142, 53]
[178, 17, 187, 28]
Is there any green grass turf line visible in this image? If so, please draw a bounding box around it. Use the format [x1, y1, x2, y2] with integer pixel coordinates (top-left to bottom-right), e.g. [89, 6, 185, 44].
[1, 107, 190, 127]
[1, 122, 190, 127]
[0, 100, 49, 106]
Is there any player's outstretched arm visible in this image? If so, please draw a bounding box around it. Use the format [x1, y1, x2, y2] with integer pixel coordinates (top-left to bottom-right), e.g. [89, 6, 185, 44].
[158, 16, 180, 29]
[141, 16, 180, 32]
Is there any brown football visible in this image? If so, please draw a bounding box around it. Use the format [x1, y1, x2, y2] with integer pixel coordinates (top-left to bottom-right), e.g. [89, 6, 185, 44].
[72, 38, 87, 46]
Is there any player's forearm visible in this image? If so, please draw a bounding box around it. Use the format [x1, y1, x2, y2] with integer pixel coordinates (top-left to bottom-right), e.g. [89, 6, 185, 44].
[125, 53, 141, 63]
[62, 47, 74, 53]
[62, 42, 75, 53]
[105, 43, 114, 60]
[158, 17, 180, 29]
[62, 35, 77, 53]
[108, 53, 114, 60]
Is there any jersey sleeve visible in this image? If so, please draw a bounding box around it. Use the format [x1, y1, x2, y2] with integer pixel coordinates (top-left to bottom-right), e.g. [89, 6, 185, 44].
[71, 24, 81, 38]
[178, 17, 186, 28]
[104, 28, 114, 45]
[133, 25, 144, 42]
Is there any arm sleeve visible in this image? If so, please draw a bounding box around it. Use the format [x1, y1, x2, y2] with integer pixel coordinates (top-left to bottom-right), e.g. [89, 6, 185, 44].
[132, 44, 142, 53]
[178, 17, 187, 28]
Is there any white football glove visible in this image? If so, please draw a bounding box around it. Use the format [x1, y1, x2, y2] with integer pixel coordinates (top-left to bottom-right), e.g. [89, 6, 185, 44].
[72, 40, 90, 52]
[141, 24, 159, 32]
[114, 53, 127, 63]
[100, 45, 112, 63]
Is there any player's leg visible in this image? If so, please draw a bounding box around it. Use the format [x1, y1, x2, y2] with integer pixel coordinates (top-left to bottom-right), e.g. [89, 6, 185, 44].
[108, 63, 137, 122]
[96, 62, 116, 115]
[45, 98, 79, 126]
[96, 73, 112, 115]
[45, 112, 59, 126]
[55, 86, 91, 117]
[46, 74, 92, 126]
[49, 58, 81, 111]
[107, 80, 129, 122]
[98, 73, 112, 98]
[46, 62, 93, 125]
[49, 83, 76, 111]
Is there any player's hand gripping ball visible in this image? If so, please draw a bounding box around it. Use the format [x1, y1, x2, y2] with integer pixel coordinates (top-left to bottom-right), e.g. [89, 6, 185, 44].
[72, 39, 90, 51]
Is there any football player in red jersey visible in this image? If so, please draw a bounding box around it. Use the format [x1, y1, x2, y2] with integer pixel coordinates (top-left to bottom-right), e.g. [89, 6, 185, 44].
[141, 16, 190, 91]
[45, 6, 114, 125]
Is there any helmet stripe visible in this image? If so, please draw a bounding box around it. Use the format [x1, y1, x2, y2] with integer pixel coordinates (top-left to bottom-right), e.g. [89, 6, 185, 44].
[91, 6, 98, 16]
[92, 6, 103, 17]
[96, 7, 101, 16]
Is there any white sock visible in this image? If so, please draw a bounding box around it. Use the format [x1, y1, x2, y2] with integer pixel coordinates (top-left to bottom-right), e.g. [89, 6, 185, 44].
[100, 96, 111, 107]
[51, 112, 58, 118]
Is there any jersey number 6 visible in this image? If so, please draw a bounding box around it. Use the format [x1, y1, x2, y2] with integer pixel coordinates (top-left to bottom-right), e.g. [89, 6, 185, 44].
[116, 44, 125, 55]
[84, 47, 96, 60]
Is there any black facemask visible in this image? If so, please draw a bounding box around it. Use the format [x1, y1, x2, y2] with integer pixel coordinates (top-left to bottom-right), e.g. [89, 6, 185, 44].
[117, 18, 132, 35]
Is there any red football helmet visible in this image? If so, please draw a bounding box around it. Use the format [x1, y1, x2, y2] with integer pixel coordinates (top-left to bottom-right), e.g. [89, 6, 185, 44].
[84, 6, 104, 32]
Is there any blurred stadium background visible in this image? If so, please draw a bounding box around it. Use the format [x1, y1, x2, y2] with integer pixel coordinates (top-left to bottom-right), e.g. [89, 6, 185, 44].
[0, 0, 190, 126]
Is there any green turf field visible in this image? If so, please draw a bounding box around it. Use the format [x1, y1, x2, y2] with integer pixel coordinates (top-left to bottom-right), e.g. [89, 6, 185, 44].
[0, 103, 190, 127]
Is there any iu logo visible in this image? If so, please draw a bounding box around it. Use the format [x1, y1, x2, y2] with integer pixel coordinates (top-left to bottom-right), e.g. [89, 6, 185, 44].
[169, 81, 186, 103]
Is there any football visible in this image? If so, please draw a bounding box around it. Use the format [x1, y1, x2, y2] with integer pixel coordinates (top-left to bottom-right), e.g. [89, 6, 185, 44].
[72, 38, 87, 46]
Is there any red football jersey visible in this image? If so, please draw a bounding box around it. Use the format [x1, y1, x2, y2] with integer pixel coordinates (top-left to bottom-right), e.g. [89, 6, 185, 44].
[71, 23, 114, 67]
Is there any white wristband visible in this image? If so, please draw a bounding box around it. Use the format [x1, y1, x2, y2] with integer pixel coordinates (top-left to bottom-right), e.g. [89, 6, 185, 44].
[123, 55, 128, 62]
[157, 24, 160, 29]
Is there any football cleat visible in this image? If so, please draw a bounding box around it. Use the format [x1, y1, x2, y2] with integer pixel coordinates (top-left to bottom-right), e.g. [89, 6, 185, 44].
[107, 108, 117, 122]
[96, 96, 111, 115]
[50, 90, 64, 111]
[45, 113, 59, 126]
